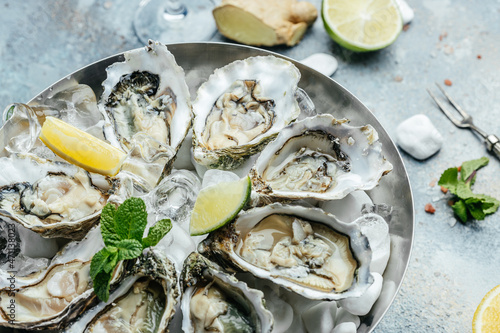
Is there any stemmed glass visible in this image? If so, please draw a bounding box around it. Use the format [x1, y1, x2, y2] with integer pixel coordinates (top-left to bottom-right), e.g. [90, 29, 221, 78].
[133, 0, 217, 44]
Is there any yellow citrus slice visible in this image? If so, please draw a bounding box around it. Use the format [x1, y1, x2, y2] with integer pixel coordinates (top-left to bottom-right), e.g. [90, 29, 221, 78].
[322, 0, 403, 52]
[40, 116, 126, 176]
[190, 176, 251, 236]
[473, 284, 500, 333]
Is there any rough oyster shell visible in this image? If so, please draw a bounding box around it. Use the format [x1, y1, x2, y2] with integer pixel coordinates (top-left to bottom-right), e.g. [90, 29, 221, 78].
[0, 154, 117, 239]
[180, 252, 273, 333]
[199, 203, 373, 301]
[250, 114, 393, 201]
[192, 55, 301, 170]
[100, 40, 193, 186]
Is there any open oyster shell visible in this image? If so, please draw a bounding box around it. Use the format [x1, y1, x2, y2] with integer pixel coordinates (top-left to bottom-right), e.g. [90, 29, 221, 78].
[0, 226, 113, 330]
[100, 40, 193, 186]
[0, 154, 118, 239]
[250, 114, 393, 201]
[199, 203, 373, 301]
[180, 252, 273, 333]
[192, 55, 301, 170]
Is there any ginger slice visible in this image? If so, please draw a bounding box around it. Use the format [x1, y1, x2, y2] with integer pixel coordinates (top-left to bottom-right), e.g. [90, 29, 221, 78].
[213, 0, 318, 47]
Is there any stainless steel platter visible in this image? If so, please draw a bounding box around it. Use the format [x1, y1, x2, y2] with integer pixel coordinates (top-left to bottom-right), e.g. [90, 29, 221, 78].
[25, 42, 413, 332]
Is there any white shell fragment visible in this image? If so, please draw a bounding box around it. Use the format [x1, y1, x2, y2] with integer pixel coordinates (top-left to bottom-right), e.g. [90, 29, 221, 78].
[192, 55, 301, 169]
[251, 114, 393, 201]
[396, 114, 443, 160]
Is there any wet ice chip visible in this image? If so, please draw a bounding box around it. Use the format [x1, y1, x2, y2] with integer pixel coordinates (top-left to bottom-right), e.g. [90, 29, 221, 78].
[302, 301, 337, 333]
[319, 191, 373, 222]
[332, 321, 357, 333]
[201, 169, 240, 189]
[335, 307, 360, 328]
[370, 234, 391, 274]
[356, 213, 391, 274]
[338, 273, 383, 316]
[396, 114, 443, 160]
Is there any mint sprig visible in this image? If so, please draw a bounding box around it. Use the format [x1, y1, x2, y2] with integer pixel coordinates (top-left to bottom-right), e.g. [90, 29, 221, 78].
[438, 157, 499, 223]
[90, 197, 172, 302]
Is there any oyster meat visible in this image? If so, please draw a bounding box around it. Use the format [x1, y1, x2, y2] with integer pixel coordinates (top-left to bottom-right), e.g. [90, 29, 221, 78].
[181, 252, 273, 333]
[251, 114, 393, 201]
[192, 55, 301, 169]
[199, 203, 373, 301]
[0, 154, 116, 239]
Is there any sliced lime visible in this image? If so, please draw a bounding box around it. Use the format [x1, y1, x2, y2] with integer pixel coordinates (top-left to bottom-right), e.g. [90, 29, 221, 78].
[189, 176, 251, 236]
[322, 0, 403, 52]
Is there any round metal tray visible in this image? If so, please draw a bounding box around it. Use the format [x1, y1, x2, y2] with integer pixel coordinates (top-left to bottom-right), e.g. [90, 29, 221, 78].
[28, 42, 414, 333]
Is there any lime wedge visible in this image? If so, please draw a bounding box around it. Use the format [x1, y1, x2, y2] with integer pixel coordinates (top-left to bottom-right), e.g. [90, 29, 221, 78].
[189, 176, 251, 236]
[322, 0, 403, 52]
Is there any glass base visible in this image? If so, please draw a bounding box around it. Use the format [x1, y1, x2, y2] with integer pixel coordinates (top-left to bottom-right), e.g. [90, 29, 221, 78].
[133, 0, 217, 45]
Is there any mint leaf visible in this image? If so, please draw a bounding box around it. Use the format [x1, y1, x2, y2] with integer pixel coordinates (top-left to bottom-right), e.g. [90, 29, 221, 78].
[452, 200, 468, 223]
[101, 204, 120, 247]
[476, 194, 500, 215]
[103, 249, 119, 274]
[438, 167, 459, 194]
[116, 239, 143, 261]
[114, 197, 148, 243]
[465, 198, 486, 220]
[93, 271, 112, 302]
[90, 248, 111, 279]
[455, 181, 475, 200]
[461, 157, 489, 182]
[142, 219, 172, 248]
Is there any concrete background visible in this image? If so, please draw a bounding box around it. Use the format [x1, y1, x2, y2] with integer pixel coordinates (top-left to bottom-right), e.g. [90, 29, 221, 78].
[0, 0, 499, 331]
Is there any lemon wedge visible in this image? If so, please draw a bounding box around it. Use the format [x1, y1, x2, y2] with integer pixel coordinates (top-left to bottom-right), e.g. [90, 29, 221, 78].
[190, 176, 251, 236]
[473, 284, 500, 333]
[322, 0, 403, 52]
[40, 116, 126, 176]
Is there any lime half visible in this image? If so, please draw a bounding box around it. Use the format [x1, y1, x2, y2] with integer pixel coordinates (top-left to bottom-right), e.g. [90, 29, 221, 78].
[322, 0, 403, 52]
[189, 176, 251, 236]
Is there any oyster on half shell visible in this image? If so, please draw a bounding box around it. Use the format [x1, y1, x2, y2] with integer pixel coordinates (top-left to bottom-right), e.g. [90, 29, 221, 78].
[181, 252, 273, 333]
[250, 114, 393, 201]
[100, 40, 193, 186]
[199, 203, 373, 301]
[66, 249, 178, 333]
[192, 55, 301, 170]
[0, 154, 117, 239]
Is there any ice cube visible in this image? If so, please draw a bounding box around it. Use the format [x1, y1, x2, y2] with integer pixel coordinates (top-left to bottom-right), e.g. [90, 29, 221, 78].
[338, 273, 383, 316]
[355, 213, 391, 274]
[332, 322, 357, 333]
[319, 191, 373, 222]
[302, 301, 337, 333]
[335, 307, 360, 328]
[201, 169, 240, 189]
[396, 114, 443, 160]
[155, 224, 195, 272]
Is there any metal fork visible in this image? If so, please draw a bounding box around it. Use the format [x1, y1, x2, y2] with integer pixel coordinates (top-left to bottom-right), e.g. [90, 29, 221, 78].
[427, 83, 500, 159]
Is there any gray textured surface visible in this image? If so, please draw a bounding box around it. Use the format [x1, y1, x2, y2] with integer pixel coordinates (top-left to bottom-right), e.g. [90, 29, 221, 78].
[1, 0, 499, 332]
